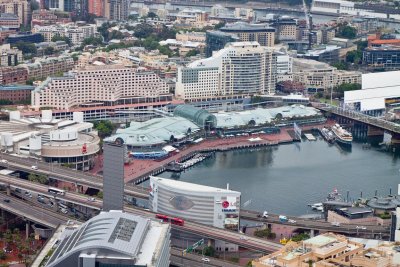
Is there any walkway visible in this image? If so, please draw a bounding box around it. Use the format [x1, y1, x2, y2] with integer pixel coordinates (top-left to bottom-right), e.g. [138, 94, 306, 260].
[314, 103, 400, 134]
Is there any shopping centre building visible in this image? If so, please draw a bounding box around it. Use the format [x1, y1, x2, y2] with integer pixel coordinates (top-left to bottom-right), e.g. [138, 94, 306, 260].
[0, 110, 100, 170]
[149, 176, 241, 251]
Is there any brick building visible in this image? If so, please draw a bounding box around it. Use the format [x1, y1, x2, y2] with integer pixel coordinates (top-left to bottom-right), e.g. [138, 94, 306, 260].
[0, 84, 34, 102]
[0, 66, 28, 84]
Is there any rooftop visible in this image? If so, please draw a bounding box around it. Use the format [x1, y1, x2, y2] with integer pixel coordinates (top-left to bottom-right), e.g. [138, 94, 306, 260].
[46, 211, 170, 267]
[151, 176, 241, 195]
[221, 22, 275, 32]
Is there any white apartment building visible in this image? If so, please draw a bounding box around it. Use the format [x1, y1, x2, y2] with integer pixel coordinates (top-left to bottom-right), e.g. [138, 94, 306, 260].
[31, 65, 169, 110]
[32, 23, 98, 45]
[176, 42, 276, 101]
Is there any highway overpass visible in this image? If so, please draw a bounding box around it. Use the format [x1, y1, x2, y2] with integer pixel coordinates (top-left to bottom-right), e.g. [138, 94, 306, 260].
[0, 176, 282, 253]
[240, 210, 390, 238]
[0, 193, 68, 229]
[0, 153, 149, 199]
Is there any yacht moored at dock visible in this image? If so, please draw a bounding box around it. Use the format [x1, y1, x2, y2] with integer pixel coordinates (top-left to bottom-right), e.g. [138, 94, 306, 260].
[331, 124, 353, 146]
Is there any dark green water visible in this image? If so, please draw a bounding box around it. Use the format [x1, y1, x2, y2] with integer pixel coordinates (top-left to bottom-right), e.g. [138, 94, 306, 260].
[158, 136, 400, 216]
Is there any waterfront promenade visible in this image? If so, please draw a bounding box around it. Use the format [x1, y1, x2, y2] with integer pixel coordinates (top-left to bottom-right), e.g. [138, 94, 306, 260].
[90, 122, 332, 184]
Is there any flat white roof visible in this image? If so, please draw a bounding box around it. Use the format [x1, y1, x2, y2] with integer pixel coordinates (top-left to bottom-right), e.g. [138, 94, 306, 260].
[150, 176, 240, 195]
[344, 86, 399, 111]
[362, 71, 400, 90]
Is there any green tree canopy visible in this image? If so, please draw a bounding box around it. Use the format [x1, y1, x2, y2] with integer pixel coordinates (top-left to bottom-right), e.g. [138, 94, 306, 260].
[51, 35, 71, 46]
[12, 41, 37, 55]
[134, 23, 154, 38]
[44, 46, 55, 55]
[337, 25, 357, 39]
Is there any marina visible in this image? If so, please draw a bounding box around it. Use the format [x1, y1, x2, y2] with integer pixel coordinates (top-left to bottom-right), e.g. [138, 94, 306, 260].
[158, 134, 400, 216]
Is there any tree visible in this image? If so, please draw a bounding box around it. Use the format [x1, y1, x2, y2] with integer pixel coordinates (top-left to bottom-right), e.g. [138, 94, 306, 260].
[147, 11, 157, 19]
[12, 41, 37, 55]
[97, 191, 103, 199]
[81, 36, 103, 47]
[134, 23, 154, 39]
[4, 229, 13, 248]
[338, 25, 357, 39]
[28, 173, 49, 184]
[332, 61, 349, 70]
[44, 46, 55, 55]
[93, 120, 115, 138]
[203, 246, 215, 257]
[0, 99, 12, 105]
[185, 49, 200, 57]
[108, 30, 124, 40]
[51, 35, 71, 46]
[291, 233, 310, 242]
[0, 250, 6, 260]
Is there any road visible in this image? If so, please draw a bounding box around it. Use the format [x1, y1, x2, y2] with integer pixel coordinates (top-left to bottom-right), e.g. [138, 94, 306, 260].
[170, 248, 241, 267]
[0, 153, 149, 199]
[0, 193, 68, 228]
[0, 174, 102, 210]
[0, 176, 282, 253]
[240, 210, 390, 236]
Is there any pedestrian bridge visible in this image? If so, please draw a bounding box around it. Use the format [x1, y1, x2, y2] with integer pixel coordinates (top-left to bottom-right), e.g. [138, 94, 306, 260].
[313, 103, 400, 134]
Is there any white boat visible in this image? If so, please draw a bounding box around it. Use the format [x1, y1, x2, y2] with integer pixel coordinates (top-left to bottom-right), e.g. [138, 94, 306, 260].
[331, 124, 352, 146]
[310, 203, 323, 210]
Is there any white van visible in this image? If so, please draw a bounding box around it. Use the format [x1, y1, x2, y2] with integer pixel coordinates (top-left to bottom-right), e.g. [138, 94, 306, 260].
[262, 211, 269, 218]
[60, 208, 68, 214]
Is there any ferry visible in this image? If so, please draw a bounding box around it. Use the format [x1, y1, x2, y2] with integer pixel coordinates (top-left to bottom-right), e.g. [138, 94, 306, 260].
[320, 127, 335, 143]
[331, 124, 352, 146]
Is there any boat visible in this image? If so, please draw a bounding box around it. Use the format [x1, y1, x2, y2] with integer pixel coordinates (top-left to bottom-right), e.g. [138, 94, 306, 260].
[327, 188, 342, 202]
[320, 127, 335, 143]
[331, 124, 352, 146]
[309, 203, 323, 210]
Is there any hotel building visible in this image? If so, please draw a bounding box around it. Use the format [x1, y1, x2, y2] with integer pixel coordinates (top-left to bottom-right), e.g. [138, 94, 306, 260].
[176, 42, 276, 101]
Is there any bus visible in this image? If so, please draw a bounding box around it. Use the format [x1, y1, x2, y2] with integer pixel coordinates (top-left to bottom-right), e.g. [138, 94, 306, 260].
[48, 187, 65, 195]
[155, 214, 184, 226]
[58, 202, 68, 209]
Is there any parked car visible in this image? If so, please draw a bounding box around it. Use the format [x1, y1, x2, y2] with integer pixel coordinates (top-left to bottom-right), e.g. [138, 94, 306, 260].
[3, 199, 10, 203]
[201, 258, 210, 262]
[331, 222, 341, 227]
[31, 165, 38, 170]
[288, 219, 296, 224]
[0, 159, 8, 164]
[87, 197, 96, 202]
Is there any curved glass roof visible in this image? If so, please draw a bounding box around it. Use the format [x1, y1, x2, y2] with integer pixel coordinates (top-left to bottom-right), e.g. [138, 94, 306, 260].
[174, 105, 217, 128]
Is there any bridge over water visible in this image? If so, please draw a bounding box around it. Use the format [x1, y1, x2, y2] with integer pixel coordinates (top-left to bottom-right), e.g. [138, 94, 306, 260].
[313, 103, 400, 135]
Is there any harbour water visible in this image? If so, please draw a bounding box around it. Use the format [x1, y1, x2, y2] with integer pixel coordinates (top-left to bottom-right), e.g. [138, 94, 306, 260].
[157, 135, 400, 216]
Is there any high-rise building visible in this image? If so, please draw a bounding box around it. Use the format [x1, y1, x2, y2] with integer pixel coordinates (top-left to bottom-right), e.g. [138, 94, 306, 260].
[0, 0, 30, 25]
[105, 0, 129, 21]
[88, 0, 103, 17]
[45, 211, 171, 267]
[220, 22, 275, 47]
[103, 142, 125, 212]
[176, 42, 276, 101]
[205, 30, 239, 57]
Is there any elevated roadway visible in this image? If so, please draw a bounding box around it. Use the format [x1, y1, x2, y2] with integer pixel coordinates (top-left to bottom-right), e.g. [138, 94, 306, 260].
[1, 170, 390, 245]
[0, 176, 282, 253]
[170, 248, 241, 267]
[240, 210, 390, 237]
[0, 193, 69, 228]
[0, 153, 149, 199]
